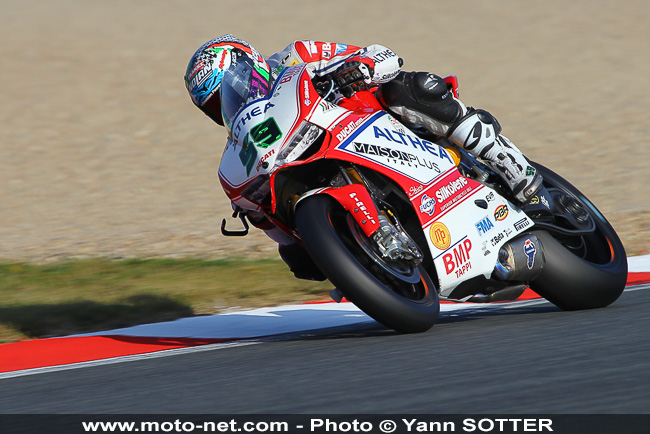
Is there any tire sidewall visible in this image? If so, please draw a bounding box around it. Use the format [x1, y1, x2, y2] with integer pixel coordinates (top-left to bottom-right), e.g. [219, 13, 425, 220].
[295, 195, 440, 333]
[528, 163, 628, 310]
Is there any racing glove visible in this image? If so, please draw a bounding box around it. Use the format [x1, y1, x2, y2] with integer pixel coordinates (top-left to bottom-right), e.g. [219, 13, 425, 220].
[333, 57, 375, 98]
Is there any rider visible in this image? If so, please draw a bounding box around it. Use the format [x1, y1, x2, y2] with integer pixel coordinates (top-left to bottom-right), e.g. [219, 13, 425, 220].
[184, 35, 543, 278]
[185, 34, 542, 203]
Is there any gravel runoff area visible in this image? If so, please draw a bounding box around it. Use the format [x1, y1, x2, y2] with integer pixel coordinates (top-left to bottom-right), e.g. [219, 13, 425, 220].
[1, 0, 649, 263]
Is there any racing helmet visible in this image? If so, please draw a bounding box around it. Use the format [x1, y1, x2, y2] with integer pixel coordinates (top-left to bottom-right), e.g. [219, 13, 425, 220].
[184, 34, 271, 126]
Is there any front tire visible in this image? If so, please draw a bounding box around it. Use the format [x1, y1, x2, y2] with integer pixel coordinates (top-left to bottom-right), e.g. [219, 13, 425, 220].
[528, 164, 627, 310]
[295, 195, 439, 333]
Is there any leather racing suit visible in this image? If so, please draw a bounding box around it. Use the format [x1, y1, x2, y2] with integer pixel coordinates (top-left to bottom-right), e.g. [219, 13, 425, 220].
[255, 40, 542, 279]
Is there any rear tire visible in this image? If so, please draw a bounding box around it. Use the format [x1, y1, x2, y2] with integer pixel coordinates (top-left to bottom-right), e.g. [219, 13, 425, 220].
[528, 164, 627, 310]
[295, 195, 439, 333]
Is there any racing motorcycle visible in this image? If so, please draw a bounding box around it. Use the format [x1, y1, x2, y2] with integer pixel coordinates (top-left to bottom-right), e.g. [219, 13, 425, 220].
[218, 58, 628, 333]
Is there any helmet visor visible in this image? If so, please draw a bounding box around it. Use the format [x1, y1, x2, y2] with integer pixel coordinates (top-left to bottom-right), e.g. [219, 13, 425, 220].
[220, 57, 272, 130]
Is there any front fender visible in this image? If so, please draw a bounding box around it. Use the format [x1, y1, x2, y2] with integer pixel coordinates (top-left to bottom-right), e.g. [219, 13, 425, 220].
[295, 185, 381, 237]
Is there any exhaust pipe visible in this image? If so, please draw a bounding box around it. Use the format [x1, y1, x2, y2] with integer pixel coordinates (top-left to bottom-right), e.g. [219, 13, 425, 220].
[493, 233, 545, 281]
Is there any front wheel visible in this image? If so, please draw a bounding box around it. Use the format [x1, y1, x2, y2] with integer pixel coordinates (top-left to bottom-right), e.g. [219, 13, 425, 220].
[528, 163, 628, 310]
[295, 195, 439, 333]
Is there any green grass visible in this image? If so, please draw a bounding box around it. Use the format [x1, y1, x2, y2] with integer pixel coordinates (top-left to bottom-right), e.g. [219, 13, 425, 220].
[0, 258, 334, 343]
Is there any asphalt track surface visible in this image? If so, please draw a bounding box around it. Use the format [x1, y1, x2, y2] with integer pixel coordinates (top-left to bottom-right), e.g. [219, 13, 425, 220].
[1, 285, 648, 414]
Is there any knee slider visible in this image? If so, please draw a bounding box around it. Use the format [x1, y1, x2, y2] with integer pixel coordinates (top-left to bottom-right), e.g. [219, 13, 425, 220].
[379, 71, 450, 110]
[410, 72, 448, 101]
[378, 71, 464, 134]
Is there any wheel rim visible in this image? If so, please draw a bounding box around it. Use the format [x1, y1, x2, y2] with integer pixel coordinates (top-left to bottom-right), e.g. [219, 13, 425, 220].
[339, 214, 431, 302]
[547, 188, 615, 265]
[346, 214, 421, 283]
[530, 162, 624, 268]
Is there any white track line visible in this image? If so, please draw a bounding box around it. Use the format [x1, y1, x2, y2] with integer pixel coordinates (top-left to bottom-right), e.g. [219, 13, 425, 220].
[0, 341, 261, 380]
[628, 255, 650, 273]
[2, 256, 648, 380]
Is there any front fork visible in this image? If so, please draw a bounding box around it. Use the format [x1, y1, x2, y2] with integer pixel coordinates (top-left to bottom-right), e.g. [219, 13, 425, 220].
[315, 165, 423, 263]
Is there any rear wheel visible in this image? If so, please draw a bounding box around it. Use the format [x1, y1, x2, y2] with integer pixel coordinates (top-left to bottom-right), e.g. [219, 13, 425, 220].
[295, 195, 439, 333]
[528, 163, 627, 310]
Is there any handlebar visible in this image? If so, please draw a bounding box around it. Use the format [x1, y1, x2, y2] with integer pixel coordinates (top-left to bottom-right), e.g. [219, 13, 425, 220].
[313, 75, 384, 113]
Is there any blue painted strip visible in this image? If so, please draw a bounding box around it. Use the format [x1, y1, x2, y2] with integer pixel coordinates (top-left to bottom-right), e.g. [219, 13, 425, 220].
[433, 235, 469, 260]
[337, 111, 387, 150]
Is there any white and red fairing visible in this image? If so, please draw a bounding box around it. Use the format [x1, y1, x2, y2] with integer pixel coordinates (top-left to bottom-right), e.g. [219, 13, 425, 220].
[218, 66, 533, 296]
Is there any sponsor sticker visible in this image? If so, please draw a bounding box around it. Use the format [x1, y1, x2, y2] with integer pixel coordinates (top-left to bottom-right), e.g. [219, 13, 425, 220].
[303, 79, 311, 106]
[405, 171, 473, 218]
[322, 42, 332, 59]
[490, 231, 505, 247]
[474, 216, 494, 236]
[435, 175, 469, 203]
[256, 148, 275, 172]
[540, 195, 550, 208]
[335, 118, 366, 142]
[419, 195, 436, 216]
[278, 65, 303, 84]
[372, 126, 454, 164]
[409, 185, 424, 197]
[232, 102, 275, 137]
[524, 239, 537, 269]
[319, 100, 337, 112]
[429, 222, 451, 250]
[349, 192, 377, 225]
[514, 218, 531, 231]
[475, 216, 495, 236]
[494, 205, 508, 221]
[351, 142, 441, 173]
[442, 238, 473, 277]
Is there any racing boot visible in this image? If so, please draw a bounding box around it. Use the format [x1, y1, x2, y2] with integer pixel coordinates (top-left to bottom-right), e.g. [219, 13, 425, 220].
[278, 243, 327, 281]
[447, 109, 543, 203]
